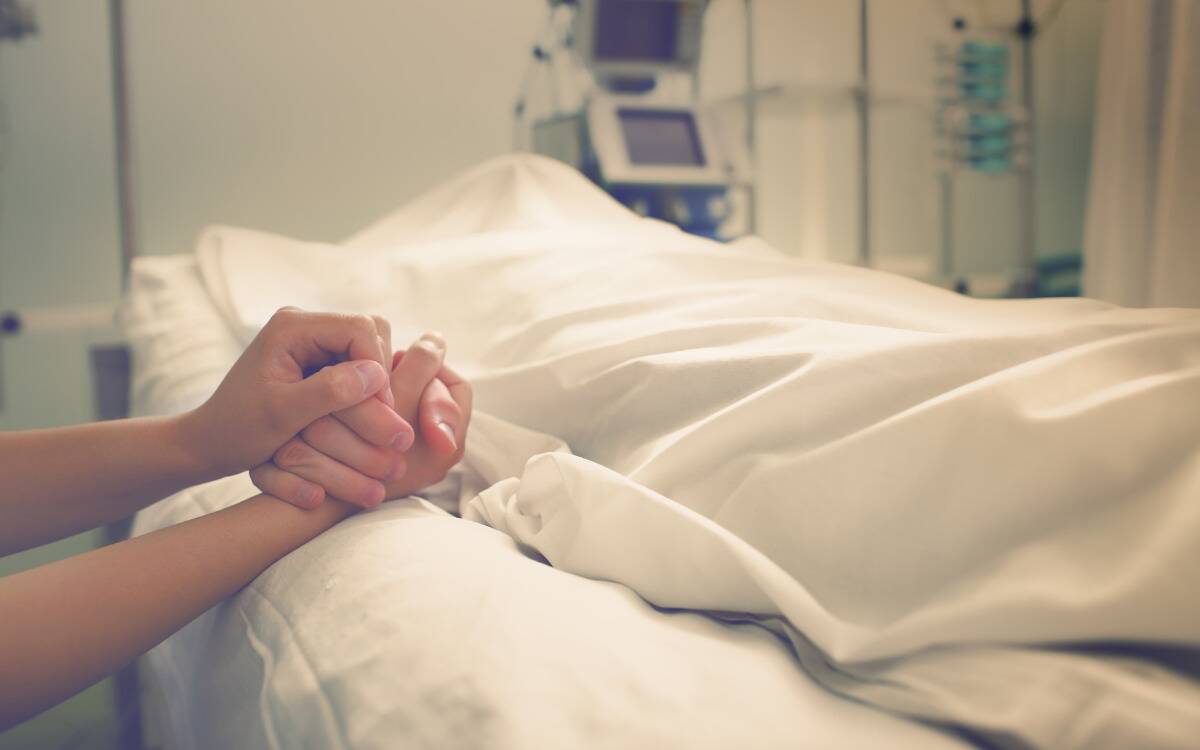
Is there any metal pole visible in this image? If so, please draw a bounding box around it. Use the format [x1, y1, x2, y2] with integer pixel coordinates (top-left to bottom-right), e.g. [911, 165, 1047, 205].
[743, 0, 756, 234]
[1017, 0, 1037, 295]
[108, 0, 136, 286]
[858, 0, 870, 266]
[939, 172, 953, 280]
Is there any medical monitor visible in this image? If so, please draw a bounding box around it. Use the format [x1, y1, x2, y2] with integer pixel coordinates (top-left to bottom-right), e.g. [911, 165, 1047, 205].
[618, 109, 705, 166]
[586, 94, 727, 186]
[575, 0, 704, 79]
[595, 1, 679, 63]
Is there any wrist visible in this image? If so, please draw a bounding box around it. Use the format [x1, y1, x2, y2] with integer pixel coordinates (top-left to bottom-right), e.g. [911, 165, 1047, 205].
[251, 493, 358, 530]
[170, 408, 230, 484]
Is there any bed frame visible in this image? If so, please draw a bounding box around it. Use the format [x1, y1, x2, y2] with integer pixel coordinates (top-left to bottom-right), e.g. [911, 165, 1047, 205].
[90, 343, 150, 750]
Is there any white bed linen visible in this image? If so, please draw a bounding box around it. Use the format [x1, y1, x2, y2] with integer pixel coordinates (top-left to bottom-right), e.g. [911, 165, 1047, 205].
[184, 155, 1200, 748]
[124, 158, 972, 749]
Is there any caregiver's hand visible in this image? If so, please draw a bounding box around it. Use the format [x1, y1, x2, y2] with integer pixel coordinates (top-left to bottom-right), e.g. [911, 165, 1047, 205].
[252, 332, 472, 507]
[181, 307, 411, 481]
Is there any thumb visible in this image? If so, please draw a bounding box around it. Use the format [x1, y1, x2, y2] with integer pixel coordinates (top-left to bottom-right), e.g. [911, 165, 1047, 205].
[283, 360, 389, 428]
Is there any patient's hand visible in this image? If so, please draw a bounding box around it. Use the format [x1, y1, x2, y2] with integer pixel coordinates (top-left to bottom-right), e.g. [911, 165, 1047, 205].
[379, 334, 472, 500]
[252, 332, 471, 508]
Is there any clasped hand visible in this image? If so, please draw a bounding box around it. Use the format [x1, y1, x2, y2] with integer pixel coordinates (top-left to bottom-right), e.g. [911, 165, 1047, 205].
[184, 308, 471, 510]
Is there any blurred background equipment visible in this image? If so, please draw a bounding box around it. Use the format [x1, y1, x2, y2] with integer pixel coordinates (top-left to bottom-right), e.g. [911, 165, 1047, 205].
[932, 1, 1039, 296]
[518, 0, 750, 239]
[0, 0, 36, 42]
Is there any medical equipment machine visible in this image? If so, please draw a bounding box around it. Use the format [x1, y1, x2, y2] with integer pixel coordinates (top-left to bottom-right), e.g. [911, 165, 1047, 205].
[517, 0, 749, 239]
[932, 3, 1038, 296]
[533, 94, 736, 236]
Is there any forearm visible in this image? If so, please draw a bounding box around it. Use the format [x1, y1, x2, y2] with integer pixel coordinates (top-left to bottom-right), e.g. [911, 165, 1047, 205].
[0, 414, 215, 555]
[0, 493, 355, 729]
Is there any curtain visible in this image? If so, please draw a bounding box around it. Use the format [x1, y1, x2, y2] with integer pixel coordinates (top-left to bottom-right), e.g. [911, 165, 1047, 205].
[1083, 0, 1200, 308]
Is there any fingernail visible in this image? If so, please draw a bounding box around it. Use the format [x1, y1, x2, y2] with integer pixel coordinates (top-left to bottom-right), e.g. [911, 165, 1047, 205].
[354, 361, 384, 395]
[388, 460, 407, 480]
[391, 430, 414, 452]
[301, 485, 322, 507]
[414, 336, 443, 354]
[435, 421, 457, 451]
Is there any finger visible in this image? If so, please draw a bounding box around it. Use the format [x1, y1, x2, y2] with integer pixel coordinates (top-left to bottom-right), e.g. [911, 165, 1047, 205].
[435, 362, 473, 453]
[301, 415, 407, 481]
[278, 359, 390, 432]
[437, 361, 473, 425]
[418, 377, 463, 454]
[250, 463, 326, 509]
[371, 316, 394, 408]
[390, 333, 446, 421]
[273, 438, 387, 508]
[269, 309, 390, 373]
[334, 395, 414, 449]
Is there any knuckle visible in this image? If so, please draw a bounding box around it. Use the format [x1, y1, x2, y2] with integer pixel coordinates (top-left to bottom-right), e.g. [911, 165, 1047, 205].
[351, 478, 383, 505]
[274, 439, 312, 469]
[249, 465, 270, 491]
[326, 368, 363, 404]
[347, 448, 390, 480]
[407, 342, 439, 366]
[347, 313, 375, 334]
[301, 415, 338, 445]
[269, 306, 301, 327]
[367, 452, 397, 480]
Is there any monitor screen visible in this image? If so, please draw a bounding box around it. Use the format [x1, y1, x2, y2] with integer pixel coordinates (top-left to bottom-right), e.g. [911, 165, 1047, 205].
[619, 109, 705, 166]
[594, 0, 679, 62]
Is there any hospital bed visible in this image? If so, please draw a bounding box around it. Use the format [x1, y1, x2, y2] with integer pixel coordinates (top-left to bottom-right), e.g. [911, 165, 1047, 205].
[121, 154, 1200, 749]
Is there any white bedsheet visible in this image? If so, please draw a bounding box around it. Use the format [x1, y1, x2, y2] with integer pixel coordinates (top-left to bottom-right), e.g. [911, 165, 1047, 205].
[129, 154, 1200, 749]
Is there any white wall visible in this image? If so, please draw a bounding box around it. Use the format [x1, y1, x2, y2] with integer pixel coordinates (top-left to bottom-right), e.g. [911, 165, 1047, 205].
[126, 0, 545, 255]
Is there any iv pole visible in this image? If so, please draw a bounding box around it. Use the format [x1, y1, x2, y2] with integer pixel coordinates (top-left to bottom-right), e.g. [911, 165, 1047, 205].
[108, 0, 137, 285]
[857, 0, 871, 267]
[743, 0, 757, 235]
[1014, 0, 1038, 297]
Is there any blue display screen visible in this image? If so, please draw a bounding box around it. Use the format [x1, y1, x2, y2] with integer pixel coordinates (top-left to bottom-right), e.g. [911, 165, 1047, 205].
[619, 109, 705, 167]
[594, 0, 679, 62]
